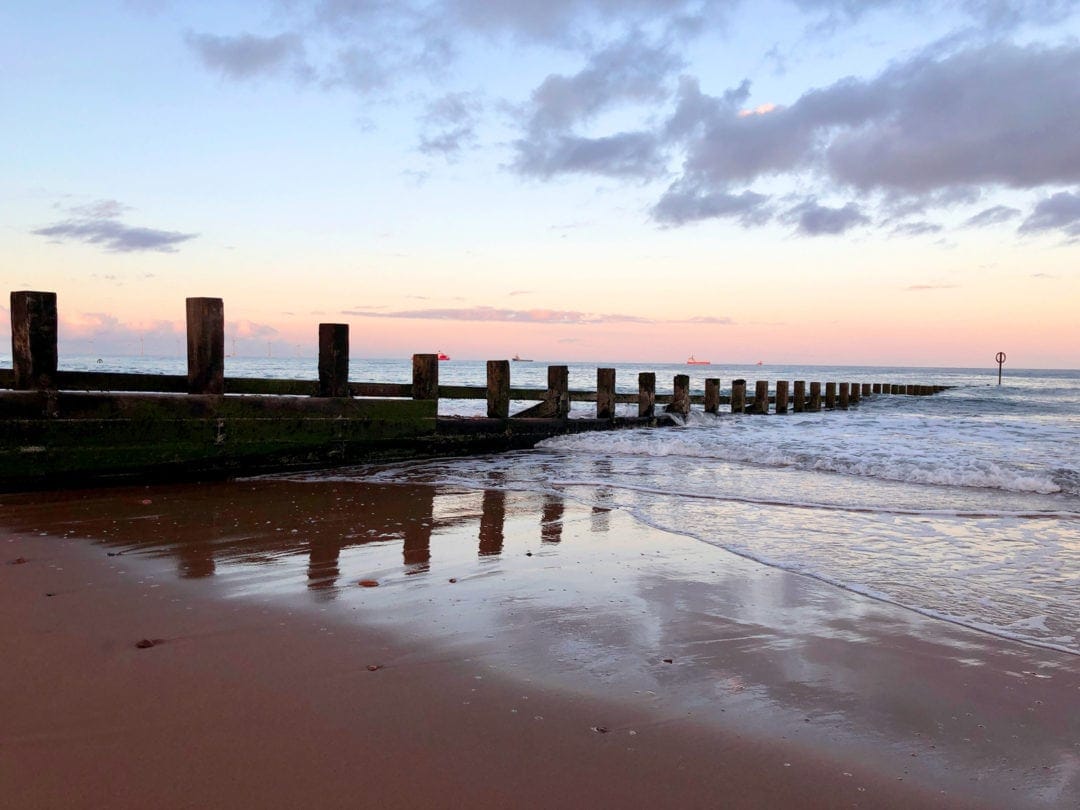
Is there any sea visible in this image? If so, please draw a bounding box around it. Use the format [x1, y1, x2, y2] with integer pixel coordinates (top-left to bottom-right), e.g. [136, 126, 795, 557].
[22, 355, 1080, 657]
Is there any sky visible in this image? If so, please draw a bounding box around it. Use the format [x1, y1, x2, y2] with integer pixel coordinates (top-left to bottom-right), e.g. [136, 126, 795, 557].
[3, 0, 1079, 367]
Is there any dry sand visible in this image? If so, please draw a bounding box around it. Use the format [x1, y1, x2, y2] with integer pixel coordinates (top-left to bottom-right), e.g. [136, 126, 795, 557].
[2, 480, 1078, 809]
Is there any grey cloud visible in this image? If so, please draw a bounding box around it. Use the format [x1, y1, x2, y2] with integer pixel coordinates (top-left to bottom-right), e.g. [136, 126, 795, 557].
[652, 184, 771, 226]
[1019, 190, 1080, 238]
[418, 92, 483, 157]
[341, 305, 652, 324]
[962, 204, 1021, 227]
[891, 221, 943, 237]
[784, 199, 869, 235]
[513, 131, 665, 179]
[32, 218, 197, 253]
[186, 32, 307, 80]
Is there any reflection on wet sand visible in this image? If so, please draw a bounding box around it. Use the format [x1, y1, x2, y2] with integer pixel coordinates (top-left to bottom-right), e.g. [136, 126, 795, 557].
[3, 477, 1080, 807]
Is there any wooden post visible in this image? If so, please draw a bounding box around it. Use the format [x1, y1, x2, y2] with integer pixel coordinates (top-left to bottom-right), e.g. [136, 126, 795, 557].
[753, 380, 769, 414]
[849, 382, 860, 404]
[412, 353, 439, 400]
[487, 360, 510, 418]
[10, 290, 58, 390]
[550, 365, 570, 418]
[825, 382, 836, 409]
[793, 380, 806, 412]
[872, 383, 882, 394]
[186, 297, 224, 395]
[704, 378, 720, 414]
[666, 374, 690, 416]
[891, 384, 902, 394]
[861, 383, 871, 397]
[317, 323, 349, 397]
[775, 380, 789, 414]
[906, 384, 916, 396]
[838, 382, 850, 409]
[638, 372, 655, 418]
[597, 368, 616, 419]
[809, 382, 822, 411]
[731, 379, 746, 414]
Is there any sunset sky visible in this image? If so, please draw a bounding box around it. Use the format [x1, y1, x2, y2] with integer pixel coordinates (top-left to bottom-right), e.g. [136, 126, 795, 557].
[3, 1, 1079, 367]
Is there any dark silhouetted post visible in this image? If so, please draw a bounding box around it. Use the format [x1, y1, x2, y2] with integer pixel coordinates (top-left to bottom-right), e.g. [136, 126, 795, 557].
[549, 365, 570, 418]
[825, 382, 836, 409]
[731, 379, 746, 413]
[809, 382, 822, 411]
[638, 372, 655, 418]
[775, 380, 789, 414]
[186, 297, 224, 395]
[667, 374, 690, 416]
[793, 380, 806, 412]
[10, 290, 58, 390]
[838, 382, 850, 409]
[412, 353, 439, 400]
[861, 383, 871, 397]
[487, 360, 510, 418]
[753, 380, 769, 414]
[704, 378, 720, 414]
[996, 351, 1006, 385]
[597, 368, 616, 419]
[317, 323, 349, 397]
[872, 383, 882, 394]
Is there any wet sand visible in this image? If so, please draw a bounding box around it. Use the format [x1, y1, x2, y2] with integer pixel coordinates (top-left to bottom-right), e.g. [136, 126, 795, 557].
[2, 479, 1078, 808]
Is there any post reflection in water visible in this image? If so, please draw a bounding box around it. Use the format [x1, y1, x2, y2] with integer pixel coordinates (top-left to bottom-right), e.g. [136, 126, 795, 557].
[541, 496, 563, 544]
[402, 487, 434, 574]
[478, 489, 506, 557]
[307, 535, 342, 594]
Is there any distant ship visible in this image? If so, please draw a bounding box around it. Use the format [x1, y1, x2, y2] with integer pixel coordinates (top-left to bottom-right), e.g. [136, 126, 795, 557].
[686, 356, 710, 365]
[512, 355, 533, 362]
[437, 351, 450, 361]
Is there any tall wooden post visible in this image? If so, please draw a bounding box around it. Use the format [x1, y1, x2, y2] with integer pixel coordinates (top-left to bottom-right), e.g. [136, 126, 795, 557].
[704, 378, 720, 414]
[638, 372, 655, 418]
[753, 380, 769, 414]
[731, 379, 746, 414]
[775, 380, 789, 414]
[872, 383, 882, 394]
[850, 382, 860, 404]
[10, 290, 58, 390]
[793, 380, 806, 412]
[861, 383, 871, 397]
[667, 374, 690, 416]
[597, 368, 616, 419]
[487, 360, 510, 418]
[412, 354, 439, 400]
[186, 297, 224, 395]
[838, 382, 850, 409]
[809, 382, 822, 412]
[825, 382, 836, 409]
[317, 323, 349, 397]
[549, 365, 570, 418]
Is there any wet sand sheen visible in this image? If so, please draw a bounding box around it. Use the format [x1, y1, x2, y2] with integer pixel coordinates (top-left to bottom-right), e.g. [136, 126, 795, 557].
[2, 479, 1077, 808]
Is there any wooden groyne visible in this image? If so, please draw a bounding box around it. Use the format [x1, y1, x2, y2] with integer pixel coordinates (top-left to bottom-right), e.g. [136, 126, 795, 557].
[2, 291, 948, 489]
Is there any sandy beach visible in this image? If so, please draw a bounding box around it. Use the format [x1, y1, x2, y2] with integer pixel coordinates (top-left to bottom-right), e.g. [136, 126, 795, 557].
[2, 479, 1078, 809]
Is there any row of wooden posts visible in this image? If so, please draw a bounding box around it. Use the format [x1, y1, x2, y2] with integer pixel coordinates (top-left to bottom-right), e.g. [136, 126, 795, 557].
[7, 292, 945, 419]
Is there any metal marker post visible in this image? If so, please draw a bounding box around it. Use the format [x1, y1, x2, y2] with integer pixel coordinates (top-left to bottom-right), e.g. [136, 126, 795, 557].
[996, 351, 1006, 385]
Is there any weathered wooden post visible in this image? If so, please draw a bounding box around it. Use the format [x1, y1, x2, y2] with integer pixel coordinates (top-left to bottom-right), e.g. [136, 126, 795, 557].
[838, 382, 850, 409]
[891, 384, 902, 394]
[825, 382, 836, 409]
[775, 380, 789, 414]
[638, 372, 655, 418]
[186, 297, 224, 395]
[412, 353, 439, 401]
[704, 378, 720, 414]
[752, 380, 769, 414]
[849, 382, 860, 404]
[597, 368, 616, 419]
[809, 382, 822, 411]
[10, 290, 58, 390]
[906, 384, 916, 396]
[731, 379, 746, 414]
[550, 365, 570, 418]
[487, 360, 510, 418]
[793, 380, 806, 412]
[317, 323, 350, 397]
[861, 383, 871, 397]
[872, 383, 882, 394]
[667, 374, 690, 416]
